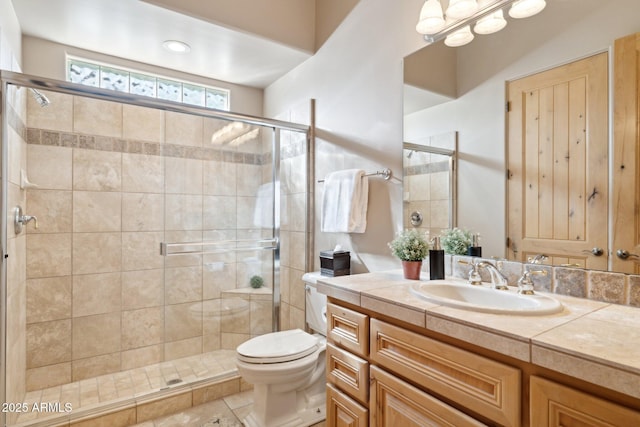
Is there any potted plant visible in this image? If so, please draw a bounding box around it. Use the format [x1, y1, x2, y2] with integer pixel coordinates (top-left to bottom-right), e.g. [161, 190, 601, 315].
[388, 229, 429, 280]
[440, 228, 473, 255]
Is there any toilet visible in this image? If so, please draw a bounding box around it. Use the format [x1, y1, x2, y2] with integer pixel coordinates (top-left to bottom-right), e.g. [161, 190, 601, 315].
[236, 272, 327, 427]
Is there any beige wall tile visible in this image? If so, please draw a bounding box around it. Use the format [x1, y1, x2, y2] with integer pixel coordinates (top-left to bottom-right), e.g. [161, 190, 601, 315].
[166, 111, 203, 147]
[122, 153, 164, 193]
[72, 313, 121, 359]
[203, 261, 237, 299]
[122, 193, 164, 231]
[165, 194, 203, 231]
[73, 232, 122, 275]
[72, 353, 120, 382]
[73, 191, 122, 232]
[289, 231, 306, 271]
[73, 149, 122, 191]
[28, 145, 73, 190]
[431, 171, 450, 200]
[70, 407, 136, 427]
[203, 160, 236, 196]
[121, 344, 163, 371]
[221, 332, 250, 350]
[73, 272, 121, 317]
[7, 127, 24, 186]
[235, 196, 256, 229]
[122, 231, 164, 271]
[165, 157, 203, 195]
[164, 230, 204, 268]
[250, 300, 272, 335]
[236, 164, 262, 197]
[192, 378, 240, 405]
[165, 302, 202, 342]
[73, 97, 123, 138]
[27, 276, 72, 323]
[26, 362, 71, 391]
[122, 306, 164, 350]
[164, 336, 202, 360]
[27, 190, 73, 233]
[165, 266, 203, 304]
[289, 192, 306, 232]
[26, 319, 71, 368]
[136, 391, 192, 422]
[430, 199, 450, 229]
[27, 90, 74, 132]
[203, 196, 237, 230]
[122, 269, 164, 310]
[27, 233, 72, 278]
[220, 299, 250, 334]
[123, 104, 164, 143]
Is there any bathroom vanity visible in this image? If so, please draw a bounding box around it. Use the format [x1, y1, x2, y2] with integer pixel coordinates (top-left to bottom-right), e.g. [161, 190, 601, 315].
[317, 271, 640, 427]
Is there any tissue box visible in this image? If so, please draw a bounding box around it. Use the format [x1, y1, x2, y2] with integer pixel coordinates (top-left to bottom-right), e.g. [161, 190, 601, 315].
[320, 250, 350, 277]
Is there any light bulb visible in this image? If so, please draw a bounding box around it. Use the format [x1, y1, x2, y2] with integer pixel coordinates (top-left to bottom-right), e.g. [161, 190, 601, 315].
[509, 0, 546, 19]
[416, 0, 446, 34]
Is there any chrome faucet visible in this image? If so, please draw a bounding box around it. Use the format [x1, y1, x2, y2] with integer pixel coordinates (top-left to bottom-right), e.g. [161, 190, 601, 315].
[475, 261, 509, 290]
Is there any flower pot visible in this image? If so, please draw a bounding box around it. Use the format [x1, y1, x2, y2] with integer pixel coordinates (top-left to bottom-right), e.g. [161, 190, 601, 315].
[402, 260, 422, 280]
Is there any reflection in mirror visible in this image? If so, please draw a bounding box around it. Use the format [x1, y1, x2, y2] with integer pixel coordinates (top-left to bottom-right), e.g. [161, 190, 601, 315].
[402, 0, 640, 272]
[403, 132, 457, 240]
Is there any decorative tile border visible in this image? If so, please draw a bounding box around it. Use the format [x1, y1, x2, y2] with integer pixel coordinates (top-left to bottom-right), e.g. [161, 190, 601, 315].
[448, 255, 640, 307]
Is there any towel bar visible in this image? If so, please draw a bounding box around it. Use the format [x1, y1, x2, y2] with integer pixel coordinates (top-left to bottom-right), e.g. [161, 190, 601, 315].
[317, 168, 392, 183]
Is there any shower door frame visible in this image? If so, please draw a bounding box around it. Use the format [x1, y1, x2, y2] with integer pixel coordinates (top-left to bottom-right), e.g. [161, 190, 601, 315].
[0, 71, 309, 425]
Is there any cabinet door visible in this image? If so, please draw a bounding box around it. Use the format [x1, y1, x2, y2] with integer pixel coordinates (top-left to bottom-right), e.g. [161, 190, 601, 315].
[370, 366, 486, 427]
[327, 383, 368, 427]
[530, 376, 640, 426]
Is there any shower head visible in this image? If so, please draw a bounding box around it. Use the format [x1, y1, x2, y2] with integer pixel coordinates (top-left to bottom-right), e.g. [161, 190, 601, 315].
[30, 89, 51, 107]
[406, 150, 414, 159]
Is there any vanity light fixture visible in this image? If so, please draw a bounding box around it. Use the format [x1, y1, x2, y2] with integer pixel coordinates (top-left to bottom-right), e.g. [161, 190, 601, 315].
[417, 0, 545, 46]
[162, 40, 191, 53]
[509, 0, 546, 19]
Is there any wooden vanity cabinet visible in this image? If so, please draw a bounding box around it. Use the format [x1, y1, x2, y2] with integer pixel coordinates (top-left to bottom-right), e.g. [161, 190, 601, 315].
[325, 300, 640, 427]
[530, 376, 640, 426]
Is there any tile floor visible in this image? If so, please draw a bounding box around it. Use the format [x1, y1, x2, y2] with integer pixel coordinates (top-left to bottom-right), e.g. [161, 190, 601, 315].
[133, 390, 327, 427]
[15, 350, 238, 426]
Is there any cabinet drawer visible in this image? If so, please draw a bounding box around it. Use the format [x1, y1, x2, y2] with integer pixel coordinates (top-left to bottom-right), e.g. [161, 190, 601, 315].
[370, 365, 486, 427]
[327, 343, 369, 405]
[327, 383, 368, 427]
[530, 376, 640, 426]
[370, 319, 521, 427]
[327, 302, 369, 357]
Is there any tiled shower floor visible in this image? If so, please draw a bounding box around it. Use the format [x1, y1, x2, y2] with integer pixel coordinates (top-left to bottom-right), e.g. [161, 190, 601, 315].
[14, 349, 238, 426]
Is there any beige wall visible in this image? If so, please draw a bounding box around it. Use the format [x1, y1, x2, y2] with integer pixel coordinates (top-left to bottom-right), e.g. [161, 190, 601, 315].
[0, 0, 22, 69]
[20, 36, 264, 117]
[265, 0, 425, 273]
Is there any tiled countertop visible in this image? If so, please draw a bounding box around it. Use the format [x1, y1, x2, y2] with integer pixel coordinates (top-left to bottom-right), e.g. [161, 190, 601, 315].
[316, 270, 640, 399]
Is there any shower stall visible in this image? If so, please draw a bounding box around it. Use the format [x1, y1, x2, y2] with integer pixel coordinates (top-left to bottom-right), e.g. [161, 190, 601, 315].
[0, 72, 310, 426]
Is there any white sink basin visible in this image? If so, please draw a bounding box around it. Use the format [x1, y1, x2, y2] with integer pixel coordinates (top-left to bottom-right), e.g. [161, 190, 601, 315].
[410, 279, 563, 316]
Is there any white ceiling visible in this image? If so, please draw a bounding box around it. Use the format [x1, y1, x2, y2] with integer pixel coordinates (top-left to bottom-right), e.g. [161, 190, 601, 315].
[12, 0, 313, 88]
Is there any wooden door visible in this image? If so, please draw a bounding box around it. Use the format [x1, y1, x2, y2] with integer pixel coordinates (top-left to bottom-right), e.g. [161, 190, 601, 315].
[613, 33, 640, 274]
[507, 53, 609, 269]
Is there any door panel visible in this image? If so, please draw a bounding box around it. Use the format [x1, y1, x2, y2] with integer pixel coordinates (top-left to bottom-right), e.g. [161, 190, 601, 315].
[507, 53, 608, 270]
[613, 33, 640, 274]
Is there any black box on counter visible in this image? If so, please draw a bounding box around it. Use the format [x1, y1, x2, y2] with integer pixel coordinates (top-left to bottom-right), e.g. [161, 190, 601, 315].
[320, 250, 351, 277]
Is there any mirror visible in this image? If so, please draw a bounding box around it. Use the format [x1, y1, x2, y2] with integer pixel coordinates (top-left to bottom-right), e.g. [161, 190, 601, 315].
[402, 0, 635, 271]
[402, 133, 457, 240]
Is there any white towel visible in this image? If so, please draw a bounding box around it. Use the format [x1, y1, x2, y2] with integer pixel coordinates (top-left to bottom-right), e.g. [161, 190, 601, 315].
[321, 169, 369, 233]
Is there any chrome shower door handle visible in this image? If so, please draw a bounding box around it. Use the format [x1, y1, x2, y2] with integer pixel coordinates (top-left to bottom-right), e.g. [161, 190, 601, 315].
[616, 249, 639, 261]
[14, 206, 38, 234]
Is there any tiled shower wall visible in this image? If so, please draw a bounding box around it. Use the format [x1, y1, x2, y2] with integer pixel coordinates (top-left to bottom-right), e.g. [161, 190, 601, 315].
[5, 83, 29, 419]
[21, 90, 293, 391]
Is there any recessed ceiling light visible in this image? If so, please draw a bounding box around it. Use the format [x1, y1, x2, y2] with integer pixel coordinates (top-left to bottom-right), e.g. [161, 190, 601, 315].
[162, 40, 191, 53]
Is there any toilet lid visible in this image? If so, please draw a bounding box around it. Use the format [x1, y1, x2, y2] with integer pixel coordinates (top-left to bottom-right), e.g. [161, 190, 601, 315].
[237, 329, 319, 364]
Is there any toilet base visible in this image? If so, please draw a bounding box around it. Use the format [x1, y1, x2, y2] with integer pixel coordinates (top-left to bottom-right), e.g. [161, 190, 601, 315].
[242, 388, 326, 427]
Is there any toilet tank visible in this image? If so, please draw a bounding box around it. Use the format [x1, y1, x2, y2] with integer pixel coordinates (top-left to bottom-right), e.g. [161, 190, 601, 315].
[303, 272, 327, 336]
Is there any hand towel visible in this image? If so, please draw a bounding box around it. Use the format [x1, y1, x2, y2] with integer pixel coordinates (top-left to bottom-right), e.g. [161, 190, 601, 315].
[253, 181, 281, 228]
[321, 169, 369, 233]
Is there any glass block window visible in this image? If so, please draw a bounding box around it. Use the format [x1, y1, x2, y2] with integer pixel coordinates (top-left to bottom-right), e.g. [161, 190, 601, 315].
[67, 57, 230, 110]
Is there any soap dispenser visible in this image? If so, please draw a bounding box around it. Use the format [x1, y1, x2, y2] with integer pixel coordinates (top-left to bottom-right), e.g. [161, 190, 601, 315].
[467, 234, 482, 257]
[429, 237, 445, 280]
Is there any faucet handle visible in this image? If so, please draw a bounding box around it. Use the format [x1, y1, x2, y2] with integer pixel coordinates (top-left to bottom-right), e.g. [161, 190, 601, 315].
[457, 259, 482, 285]
[518, 269, 547, 295]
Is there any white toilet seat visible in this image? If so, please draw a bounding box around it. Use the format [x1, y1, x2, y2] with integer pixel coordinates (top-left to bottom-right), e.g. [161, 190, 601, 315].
[237, 329, 319, 364]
